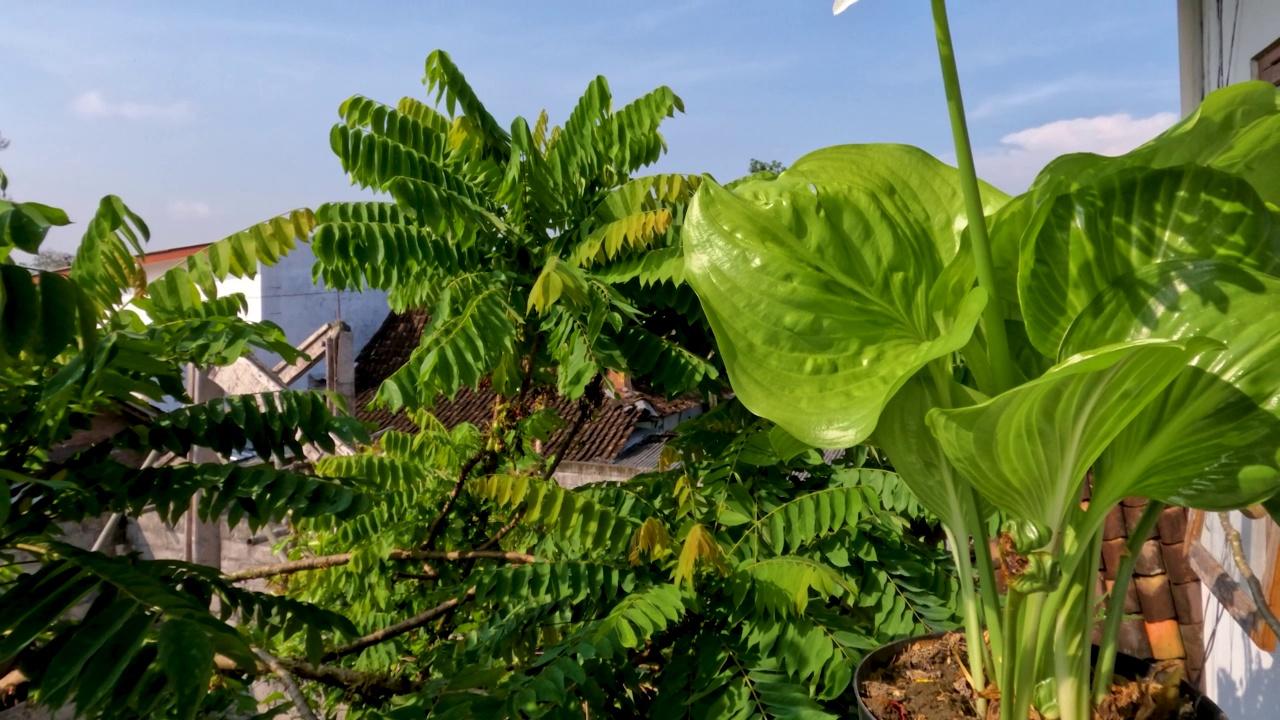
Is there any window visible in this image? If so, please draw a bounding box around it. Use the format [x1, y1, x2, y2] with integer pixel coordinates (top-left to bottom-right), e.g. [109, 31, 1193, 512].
[1256, 36, 1280, 86]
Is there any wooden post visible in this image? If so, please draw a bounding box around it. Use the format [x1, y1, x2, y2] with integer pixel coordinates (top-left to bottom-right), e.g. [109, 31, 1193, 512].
[326, 322, 355, 415]
[186, 365, 224, 569]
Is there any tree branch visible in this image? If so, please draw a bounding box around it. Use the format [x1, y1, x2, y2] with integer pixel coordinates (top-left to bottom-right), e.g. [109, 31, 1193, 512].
[475, 396, 601, 552]
[215, 654, 417, 699]
[321, 588, 477, 662]
[254, 648, 319, 720]
[542, 395, 598, 482]
[225, 549, 535, 582]
[421, 449, 495, 550]
[478, 512, 523, 551]
[1218, 511, 1280, 639]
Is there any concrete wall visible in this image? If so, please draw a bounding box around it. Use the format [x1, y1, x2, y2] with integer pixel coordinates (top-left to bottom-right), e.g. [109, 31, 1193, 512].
[1180, 0, 1280, 111]
[552, 460, 643, 490]
[127, 513, 290, 589]
[255, 244, 389, 390]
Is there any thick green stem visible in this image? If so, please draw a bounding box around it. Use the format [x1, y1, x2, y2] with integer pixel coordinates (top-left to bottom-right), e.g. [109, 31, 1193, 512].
[957, 532, 983, 712]
[1055, 532, 1103, 720]
[999, 590, 1046, 720]
[929, 0, 1015, 394]
[965, 492, 1004, 680]
[1092, 501, 1164, 705]
[997, 589, 1024, 720]
[949, 528, 987, 717]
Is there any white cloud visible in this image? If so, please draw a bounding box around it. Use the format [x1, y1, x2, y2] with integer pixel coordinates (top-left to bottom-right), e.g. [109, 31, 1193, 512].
[168, 200, 212, 220]
[72, 90, 192, 121]
[975, 112, 1178, 193]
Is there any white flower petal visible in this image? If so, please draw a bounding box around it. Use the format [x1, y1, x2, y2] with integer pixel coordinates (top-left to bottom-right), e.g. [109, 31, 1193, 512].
[833, 0, 860, 15]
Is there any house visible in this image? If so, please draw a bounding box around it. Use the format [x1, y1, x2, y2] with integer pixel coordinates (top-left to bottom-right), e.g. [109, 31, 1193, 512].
[1177, 0, 1280, 113]
[351, 310, 705, 488]
[1176, 2, 1280, 715]
[135, 240, 391, 391]
[72, 239, 393, 579]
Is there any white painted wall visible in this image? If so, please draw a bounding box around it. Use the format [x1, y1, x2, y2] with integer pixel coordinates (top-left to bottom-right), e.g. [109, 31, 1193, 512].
[255, 243, 389, 388]
[130, 242, 388, 395]
[1200, 511, 1279, 718]
[1179, 0, 1280, 111]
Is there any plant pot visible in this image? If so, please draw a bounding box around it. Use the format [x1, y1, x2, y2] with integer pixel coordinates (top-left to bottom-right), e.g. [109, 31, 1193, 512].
[854, 632, 1228, 720]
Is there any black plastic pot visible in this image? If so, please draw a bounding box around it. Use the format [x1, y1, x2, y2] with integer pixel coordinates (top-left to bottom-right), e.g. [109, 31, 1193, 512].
[853, 632, 1228, 720]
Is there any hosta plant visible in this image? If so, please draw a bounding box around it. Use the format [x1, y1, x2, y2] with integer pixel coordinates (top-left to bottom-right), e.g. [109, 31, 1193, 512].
[683, 1, 1280, 718]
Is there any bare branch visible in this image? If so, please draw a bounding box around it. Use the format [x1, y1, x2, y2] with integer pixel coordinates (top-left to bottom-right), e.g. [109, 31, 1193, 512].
[254, 648, 319, 720]
[478, 511, 524, 551]
[225, 548, 535, 582]
[215, 654, 417, 699]
[542, 395, 598, 482]
[476, 395, 600, 552]
[421, 449, 495, 549]
[1218, 512, 1280, 639]
[321, 588, 477, 662]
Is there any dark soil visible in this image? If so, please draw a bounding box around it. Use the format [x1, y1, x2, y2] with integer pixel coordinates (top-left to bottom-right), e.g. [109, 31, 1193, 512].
[859, 632, 1200, 720]
[861, 632, 978, 720]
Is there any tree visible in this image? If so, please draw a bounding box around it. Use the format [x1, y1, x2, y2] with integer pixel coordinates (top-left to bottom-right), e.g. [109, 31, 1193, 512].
[22, 250, 74, 271]
[0, 51, 958, 720]
[222, 51, 955, 719]
[312, 50, 720, 415]
[278, 401, 955, 718]
[748, 158, 785, 175]
[0, 187, 371, 717]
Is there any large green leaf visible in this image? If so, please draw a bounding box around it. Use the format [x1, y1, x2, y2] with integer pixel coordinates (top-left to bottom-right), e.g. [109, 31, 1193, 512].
[926, 340, 1202, 531]
[875, 371, 983, 540]
[683, 147, 996, 447]
[1018, 163, 1280, 357]
[786, 144, 1010, 264]
[989, 82, 1280, 316]
[157, 619, 215, 720]
[1115, 82, 1280, 202]
[1062, 260, 1280, 511]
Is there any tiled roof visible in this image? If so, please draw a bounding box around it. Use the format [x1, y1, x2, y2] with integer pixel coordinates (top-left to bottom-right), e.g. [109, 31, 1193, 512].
[353, 310, 673, 464]
[1086, 486, 1205, 688]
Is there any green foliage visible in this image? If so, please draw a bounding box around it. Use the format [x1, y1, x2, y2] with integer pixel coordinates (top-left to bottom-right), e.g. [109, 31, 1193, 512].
[312, 49, 719, 418]
[114, 390, 366, 462]
[682, 145, 1005, 448]
[0, 544, 354, 718]
[2, 49, 966, 720]
[284, 398, 955, 719]
[1064, 261, 1280, 512]
[0, 172, 365, 719]
[927, 341, 1203, 533]
[682, 79, 1280, 720]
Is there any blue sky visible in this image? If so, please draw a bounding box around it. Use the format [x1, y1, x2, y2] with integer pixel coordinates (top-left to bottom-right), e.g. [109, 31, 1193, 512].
[1, 1, 1180, 253]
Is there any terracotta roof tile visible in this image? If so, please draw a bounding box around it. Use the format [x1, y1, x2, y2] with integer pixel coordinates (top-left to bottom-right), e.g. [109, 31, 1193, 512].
[352, 310, 671, 463]
[1093, 497, 1204, 687]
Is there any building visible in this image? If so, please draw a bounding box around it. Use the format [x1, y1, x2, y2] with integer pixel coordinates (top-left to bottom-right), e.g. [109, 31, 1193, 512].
[1178, 0, 1280, 114]
[135, 240, 390, 390]
[351, 310, 705, 488]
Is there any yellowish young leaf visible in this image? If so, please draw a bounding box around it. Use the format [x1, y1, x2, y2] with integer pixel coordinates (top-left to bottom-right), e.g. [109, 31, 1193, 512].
[672, 523, 726, 589]
[628, 517, 674, 566]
